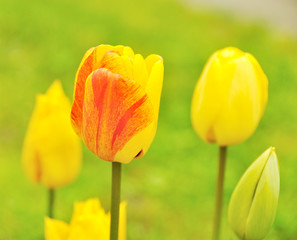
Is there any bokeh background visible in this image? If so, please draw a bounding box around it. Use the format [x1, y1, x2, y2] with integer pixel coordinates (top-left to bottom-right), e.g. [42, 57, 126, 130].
[1, 0, 297, 239]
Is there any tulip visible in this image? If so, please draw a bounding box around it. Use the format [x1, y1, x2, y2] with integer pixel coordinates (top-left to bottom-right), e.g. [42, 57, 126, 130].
[70, 44, 163, 240]
[22, 80, 82, 217]
[22, 80, 81, 188]
[71, 44, 164, 164]
[228, 147, 280, 240]
[191, 47, 268, 146]
[190, 47, 269, 240]
[45, 198, 127, 240]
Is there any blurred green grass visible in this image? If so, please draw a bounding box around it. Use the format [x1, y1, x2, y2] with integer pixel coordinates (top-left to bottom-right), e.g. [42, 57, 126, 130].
[1, 0, 297, 239]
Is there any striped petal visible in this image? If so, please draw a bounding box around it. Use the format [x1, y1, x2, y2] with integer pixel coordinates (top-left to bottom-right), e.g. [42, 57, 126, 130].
[82, 68, 154, 163]
[71, 45, 134, 136]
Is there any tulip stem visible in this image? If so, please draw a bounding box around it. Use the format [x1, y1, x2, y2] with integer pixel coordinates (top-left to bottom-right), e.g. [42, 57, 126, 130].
[48, 188, 55, 218]
[212, 146, 227, 240]
[110, 162, 122, 240]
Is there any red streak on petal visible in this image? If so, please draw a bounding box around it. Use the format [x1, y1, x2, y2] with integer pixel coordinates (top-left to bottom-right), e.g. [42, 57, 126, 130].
[77, 51, 95, 97]
[71, 50, 96, 134]
[35, 152, 42, 182]
[111, 95, 147, 147]
[92, 69, 109, 156]
[83, 68, 153, 161]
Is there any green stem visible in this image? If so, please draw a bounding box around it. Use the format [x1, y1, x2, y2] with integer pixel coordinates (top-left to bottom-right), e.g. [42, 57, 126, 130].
[48, 188, 55, 218]
[110, 162, 122, 240]
[212, 146, 227, 240]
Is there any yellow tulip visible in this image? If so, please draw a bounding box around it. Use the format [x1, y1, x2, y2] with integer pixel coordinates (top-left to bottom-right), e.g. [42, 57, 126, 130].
[191, 47, 268, 146]
[228, 147, 280, 240]
[71, 44, 164, 163]
[22, 80, 82, 189]
[45, 198, 127, 240]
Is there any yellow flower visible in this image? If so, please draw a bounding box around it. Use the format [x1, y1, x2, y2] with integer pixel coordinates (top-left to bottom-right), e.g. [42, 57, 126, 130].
[22, 80, 82, 188]
[191, 47, 268, 146]
[70, 44, 164, 163]
[45, 198, 127, 240]
[228, 147, 280, 240]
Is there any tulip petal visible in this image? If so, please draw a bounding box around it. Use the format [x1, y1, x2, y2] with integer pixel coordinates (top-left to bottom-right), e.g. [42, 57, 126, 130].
[119, 201, 127, 240]
[145, 54, 162, 74]
[114, 121, 156, 163]
[68, 199, 110, 240]
[191, 53, 229, 142]
[71, 45, 133, 136]
[65, 198, 126, 240]
[68, 213, 109, 240]
[71, 198, 105, 225]
[133, 54, 149, 87]
[214, 55, 268, 146]
[45, 217, 70, 240]
[114, 55, 164, 163]
[82, 68, 154, 162]
[122, 46, 135, 58]
[247, 53, 268, 117]
[145, 54, 164, 120]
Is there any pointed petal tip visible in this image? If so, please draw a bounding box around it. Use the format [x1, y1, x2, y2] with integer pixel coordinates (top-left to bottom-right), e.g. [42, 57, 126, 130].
[270, 146, 276, 153]
[267, 146, 277, 162]
[47, 79, 63, 94]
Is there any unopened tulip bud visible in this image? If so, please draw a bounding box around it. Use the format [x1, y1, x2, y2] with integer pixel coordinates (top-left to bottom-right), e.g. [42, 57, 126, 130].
[191, 47, 268, 146]
[228, 147, 280, 240]
[22, 80, 82, 189]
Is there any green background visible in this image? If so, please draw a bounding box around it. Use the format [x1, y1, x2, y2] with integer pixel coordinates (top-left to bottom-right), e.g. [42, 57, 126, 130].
[1, 0, 297, 239]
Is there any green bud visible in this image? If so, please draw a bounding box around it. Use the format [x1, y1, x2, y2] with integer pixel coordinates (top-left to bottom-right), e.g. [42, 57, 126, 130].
[228, 147, 280, 240]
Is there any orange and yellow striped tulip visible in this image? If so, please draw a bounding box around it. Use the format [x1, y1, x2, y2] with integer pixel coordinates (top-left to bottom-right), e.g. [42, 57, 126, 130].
[22, 80, 82, 188]
[45, 198, 127, 240]
[71, 45, 164, 163]
[191, 47, 268, 146]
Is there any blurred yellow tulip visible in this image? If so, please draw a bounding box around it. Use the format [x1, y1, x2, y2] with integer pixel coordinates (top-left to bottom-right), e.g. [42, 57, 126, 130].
[71, 44, 164, 163]
[228, 147, 280, 240]
[191, 47, 268, 146]
[22, 80, 82, 189]
[45, 198, 127, 240]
